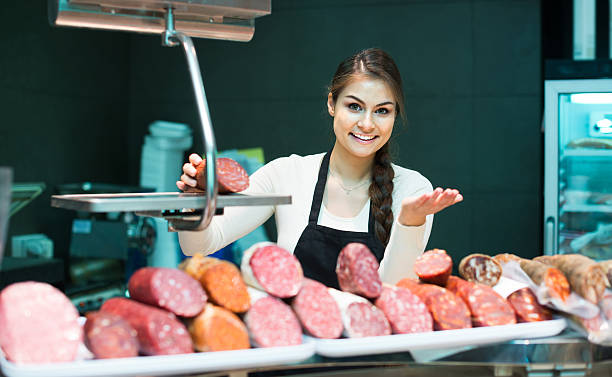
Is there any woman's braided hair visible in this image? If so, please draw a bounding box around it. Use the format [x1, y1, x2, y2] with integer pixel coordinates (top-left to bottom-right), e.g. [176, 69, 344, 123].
[328, 48, 405, 246]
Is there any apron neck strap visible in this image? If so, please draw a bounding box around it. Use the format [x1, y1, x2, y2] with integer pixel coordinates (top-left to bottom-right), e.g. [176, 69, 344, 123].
[308, 151, 377, 236]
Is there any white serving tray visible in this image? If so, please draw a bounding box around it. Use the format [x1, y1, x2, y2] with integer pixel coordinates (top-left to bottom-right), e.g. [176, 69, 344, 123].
[312, 318, 567, 358]
[0, 337, 315, 377]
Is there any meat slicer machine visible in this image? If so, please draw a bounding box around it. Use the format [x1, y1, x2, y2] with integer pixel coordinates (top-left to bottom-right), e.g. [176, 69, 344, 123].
[49, 0, 290, 231]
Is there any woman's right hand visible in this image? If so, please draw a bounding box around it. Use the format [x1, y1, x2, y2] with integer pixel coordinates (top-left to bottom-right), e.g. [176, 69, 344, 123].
[176, 153, 204, 192]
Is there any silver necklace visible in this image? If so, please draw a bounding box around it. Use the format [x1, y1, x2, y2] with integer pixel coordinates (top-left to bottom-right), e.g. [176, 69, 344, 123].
[328, 168, 371, 195]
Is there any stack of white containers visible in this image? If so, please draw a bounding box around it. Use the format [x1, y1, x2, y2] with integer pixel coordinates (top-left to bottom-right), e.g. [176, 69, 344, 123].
[140, 121, 193, 268]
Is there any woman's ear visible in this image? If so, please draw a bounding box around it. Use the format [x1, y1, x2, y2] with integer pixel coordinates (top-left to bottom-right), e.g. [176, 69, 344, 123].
[327, 93, 335, 117]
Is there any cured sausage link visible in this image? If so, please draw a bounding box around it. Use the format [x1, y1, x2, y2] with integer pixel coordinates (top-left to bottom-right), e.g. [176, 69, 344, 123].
[291, 279, 343, 339]
[458, 254, 502, 287]
[84, 311, 139, 359]
[336, 242, 382, 298]
[128, 267, 207, 317]
[181, 255, 251, 313]
[100, 297, 193, 356]
[534, 254, 606, 304]
[446, 276, 516, 327]
[397, 278, 471, 330]
[414, 249, 453, 286]
[188, 303, 250, 351]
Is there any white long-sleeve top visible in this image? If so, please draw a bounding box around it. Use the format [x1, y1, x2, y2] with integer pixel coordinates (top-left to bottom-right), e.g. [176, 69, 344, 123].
[178, 152, 434, 284]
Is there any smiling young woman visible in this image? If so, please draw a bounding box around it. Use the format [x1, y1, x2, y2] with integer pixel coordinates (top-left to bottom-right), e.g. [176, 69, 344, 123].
[176, 48, 462, 286]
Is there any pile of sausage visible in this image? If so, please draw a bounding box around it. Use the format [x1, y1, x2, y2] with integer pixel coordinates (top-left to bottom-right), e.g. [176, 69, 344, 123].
[2, 243, 609, 365]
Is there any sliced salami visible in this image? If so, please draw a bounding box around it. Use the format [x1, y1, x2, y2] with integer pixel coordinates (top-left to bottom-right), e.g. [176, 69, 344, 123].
[188, 303, 250, 351]
[374, 285, 433, 334]
[0, 282, 82, 364]
[458, 253, 502, 287]
[100, 297, 193, 355]
[241, 242, 303, 298]
[128, 267, 206, 317]
[414, 249, 453, 286]
[397, 278, 471, 330]
[181, 255, 250, 313]
[291, 279, 343, 339]
[84, 311, 139, 359]
[446, 276, 516, 327]
[244, 295, 302, 347]
[507, 287, 552, 322]
[327, 288, 391, 338]
[196, 157, 250, 193]
[336, 242, 382, 298]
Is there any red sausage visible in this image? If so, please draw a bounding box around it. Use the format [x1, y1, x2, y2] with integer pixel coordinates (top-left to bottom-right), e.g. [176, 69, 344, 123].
[336, 242, 382, 298]
[374, 285, 433, 334]
[397, 278, 472, 330]
[128, 267, 207, 317]
[84, 311, 139, 359]
[291, 279, 343, 339]
[244, 296, 302, 347]
[507, 288, 552, 322]
[414, 249, 453, 286]
[100, 298, 193, 355]
[446, 276, 516, 327]
[243, 243, 304, 298]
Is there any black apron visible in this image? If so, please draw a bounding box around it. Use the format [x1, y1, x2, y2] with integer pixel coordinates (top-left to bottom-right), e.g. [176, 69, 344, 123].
[293, 151, 385, 289]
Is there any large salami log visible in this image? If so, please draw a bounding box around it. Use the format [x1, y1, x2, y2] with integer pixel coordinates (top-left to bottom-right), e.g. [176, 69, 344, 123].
[507, 287, 552, 322]
[244, 294, 303, 347]
[188, 303, 250, 351]
[327, 288, 391, 338]
[458, 254, 502, 287]
[0, 282, 83, 364]
[413, 249, 452, 286]
[100, 297, 193, 355]
[336, 242, 382, 298]
[241, 242, 303, 298]
[446, 276, 516, 327]
[374, 285, 433, 334]
[128, 267, 207, 317]
[196, 157, 250, 193]
[519, 259, 570, 302]
[397, 278, 471, 330]
[180, 255, 250, 313]
[291, 279, 343, 339]
[84, 311, 139, 359]
[534, 254, 607, 304]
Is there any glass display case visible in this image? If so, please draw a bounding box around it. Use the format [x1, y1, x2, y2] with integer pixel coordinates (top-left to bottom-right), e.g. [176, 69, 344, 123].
[544, 79, 612, 259]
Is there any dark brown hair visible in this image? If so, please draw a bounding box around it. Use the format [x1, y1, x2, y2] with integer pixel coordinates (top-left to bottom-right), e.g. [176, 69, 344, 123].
[328, 48, 404, 246]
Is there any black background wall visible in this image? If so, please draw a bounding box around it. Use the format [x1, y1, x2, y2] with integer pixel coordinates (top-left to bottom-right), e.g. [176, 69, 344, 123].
[1, 0, 542, 283]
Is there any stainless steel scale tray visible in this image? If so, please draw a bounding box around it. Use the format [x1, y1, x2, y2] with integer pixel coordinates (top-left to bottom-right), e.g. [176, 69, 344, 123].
[51, 192, 291, 213]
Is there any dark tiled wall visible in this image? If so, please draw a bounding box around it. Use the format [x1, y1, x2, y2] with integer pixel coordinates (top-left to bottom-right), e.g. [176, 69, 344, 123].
[127, 0, 543, 261]
[0, 2, 130, 261]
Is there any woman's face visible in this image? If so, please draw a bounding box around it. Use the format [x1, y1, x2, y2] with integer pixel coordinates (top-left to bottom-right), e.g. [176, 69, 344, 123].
[328, 76, 397, 159]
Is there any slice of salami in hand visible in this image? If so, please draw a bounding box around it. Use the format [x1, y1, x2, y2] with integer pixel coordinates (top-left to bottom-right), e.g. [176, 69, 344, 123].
[336, 242, 382, 298]
[196, 157, 250, 193]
